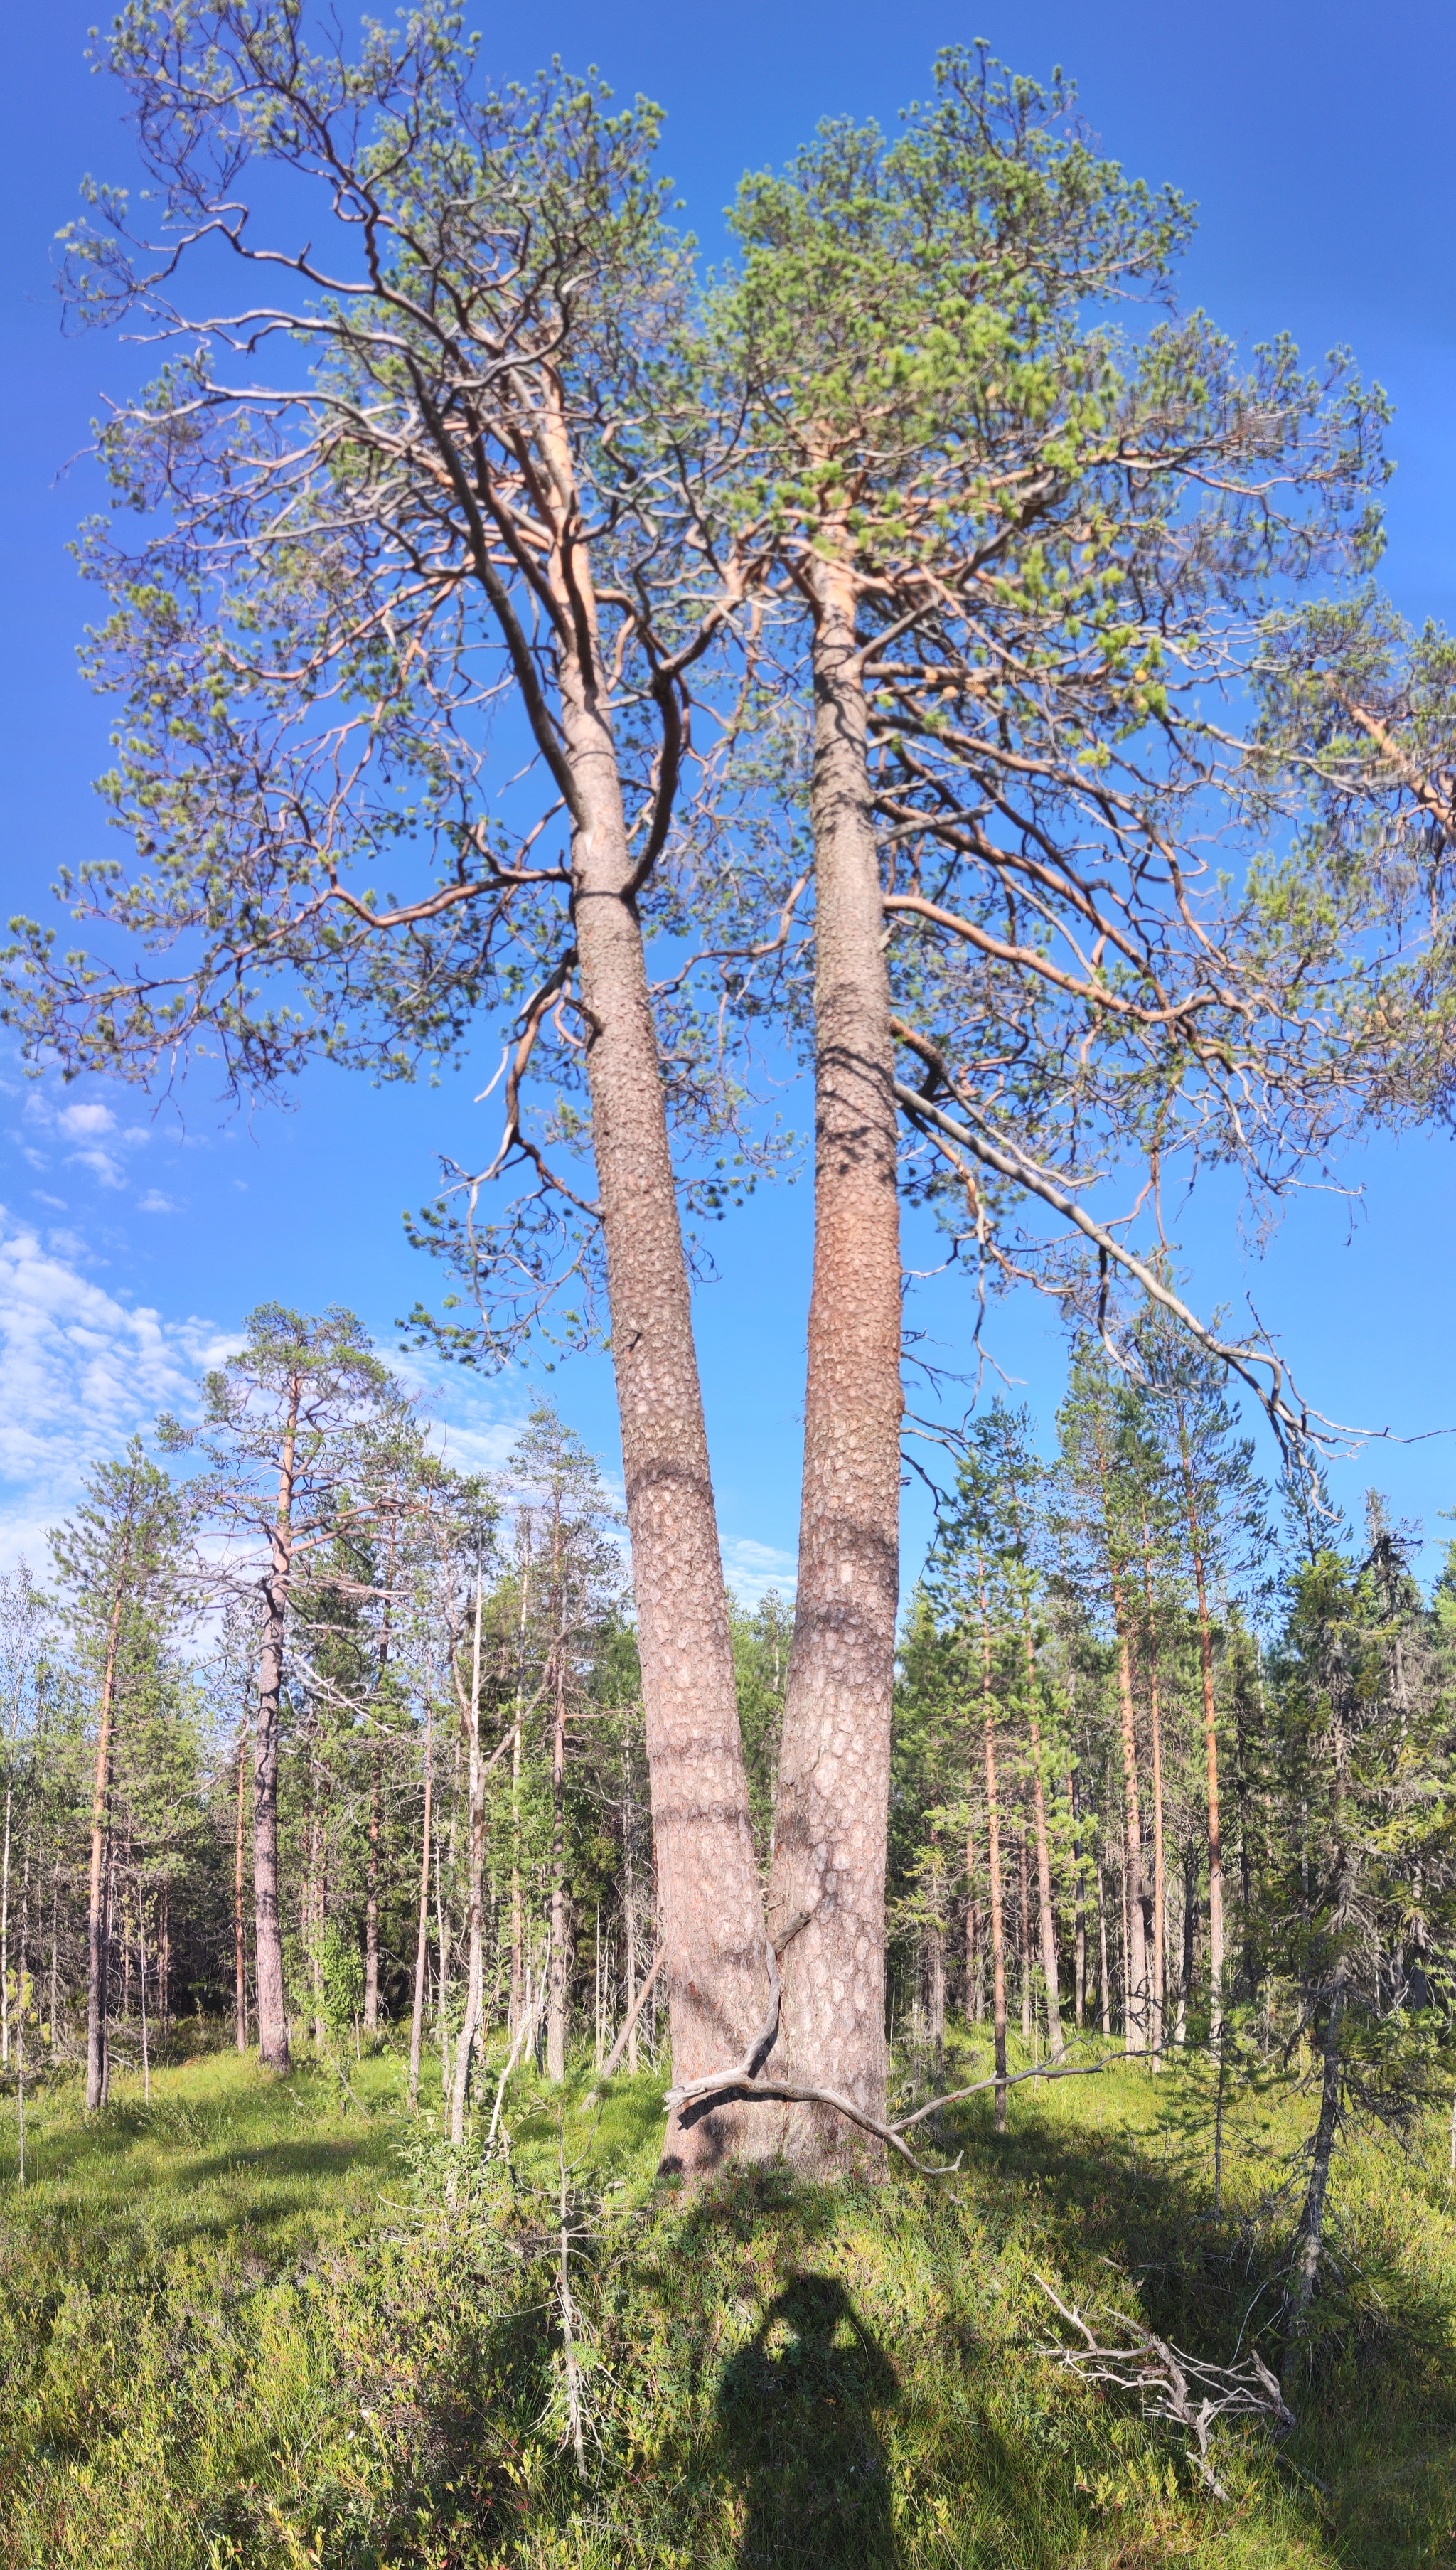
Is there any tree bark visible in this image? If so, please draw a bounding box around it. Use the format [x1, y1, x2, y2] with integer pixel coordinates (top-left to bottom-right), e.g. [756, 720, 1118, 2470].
[1285, 1973, 1344, 2384]
[233, 1715, 248, 2052]
[1186, 1484, 1226, 2042]
[980, 1582, 1009, 2132]
[547, 1637, 569, 2082]
[363, 1520, 396, 2037]
[86, 1564, 129, 2111]
[253, 1380, 299, 2071]
[767, 557, 901, 2170]
[1018, 1601, 1065, 2059]
[1138, 1520, 1167, 2067]
[407, 1690, 435, 2110]
[449, 1567, 486, 2146]
[1109, 1578, 1151, 2052]
[542, 405, 766, 2172]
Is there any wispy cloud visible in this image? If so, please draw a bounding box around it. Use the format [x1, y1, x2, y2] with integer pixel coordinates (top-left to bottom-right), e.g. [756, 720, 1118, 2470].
[722, 1536, 797, 1607]
[0, 1212, 236, 1569]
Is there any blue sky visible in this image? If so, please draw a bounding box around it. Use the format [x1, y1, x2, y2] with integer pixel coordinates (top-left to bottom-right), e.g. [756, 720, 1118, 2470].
[3, 0, 1455, 1589]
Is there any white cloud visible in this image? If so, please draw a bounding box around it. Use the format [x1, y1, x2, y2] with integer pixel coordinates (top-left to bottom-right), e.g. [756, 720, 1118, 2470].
[57, 1102, 117, 1139]
[722, 1536, 797, 1607]
[137, 1190, 180, 1215]
[0, 1212, 237, 1569]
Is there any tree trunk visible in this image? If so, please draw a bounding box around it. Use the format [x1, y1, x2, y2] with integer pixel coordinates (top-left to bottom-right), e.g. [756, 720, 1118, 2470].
[1, 1781, 11, 2068]
[1285, 1973, 1344, 2385]
[1019, 1603, 1065, 2059]
[1109, 1579, 1151, 2052]
[408, 1691, 435, 2109]
[1019, 1819, 1033, 2044]
[767, 557, 901, 2170]
[1139, 1516, 1166, 2064]
[1069, 1754, 1086, 2030]
[449, 1567, 486, 2147]
[547, 1640, 569, 2082]
[981, 1586, 1008, 2131]
[1177, 1840, 1198, 2044]
[926, 1850, 946, 2076]
[363, 1522, 395, 2037]
[254, 1383, 299, 2073]
[552, 545, 767, 2172]
[1177, 1424, 1226, 2041]
[157, 1878, 170, 2044]
[233, 1715, 248, 2052]
[964, 1802, 982, 2025]
[86, 1567, 129, 2111]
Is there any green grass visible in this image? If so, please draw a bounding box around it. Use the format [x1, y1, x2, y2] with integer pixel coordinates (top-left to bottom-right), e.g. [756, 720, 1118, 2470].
[1, 2030, 1453, 2567]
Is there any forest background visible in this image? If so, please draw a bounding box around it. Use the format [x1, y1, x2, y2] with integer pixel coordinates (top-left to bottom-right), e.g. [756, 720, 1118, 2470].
[3, 0, 1456, 1586]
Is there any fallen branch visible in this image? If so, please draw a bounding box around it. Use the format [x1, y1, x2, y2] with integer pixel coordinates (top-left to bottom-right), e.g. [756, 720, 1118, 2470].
[667, 2030, 1159, 2173]
[1033, 2272, 1296, 2500]
[585, 1946, 665, 2098]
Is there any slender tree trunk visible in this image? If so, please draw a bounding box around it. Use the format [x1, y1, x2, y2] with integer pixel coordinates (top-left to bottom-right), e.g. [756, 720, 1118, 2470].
[965, 1801, 981, 2025]
[86, 1568, 129, 2111]
[1, 1780, 11, 2068]
[363, 1523, 395, 2037]
[926, 1847, 946, 2076]
[547, 1638, 569, 2082]
[1286, 1973, 1344, 2384]
[544, 441, 766, 2175]
[1069, 1756, 1087, 2031]
[1018, 1605, 1065, 2059]
[1109, 1578, 1150, 2051]
[254, 1385, 299, 2074]
[1139, 1516, 1166, 2065]
[158, 1877, 170, 2044]
[1018, 1818, 1033, 2044]
[408, 1691, 435, 2110]
[1177, 1841, 1198, 2044]
[233, 1715, 248, 2052]
[509, 1530, 530, 2036]
[981, 1587, 1008, 2131]
[1177, 1428, 1226, 2042]
[449, 1567, 486, 2147]
[769, 556, 901, 2170]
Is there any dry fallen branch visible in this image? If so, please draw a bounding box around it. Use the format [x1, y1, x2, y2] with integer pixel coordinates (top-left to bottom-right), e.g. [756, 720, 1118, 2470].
[1032, 2272, 1296, 2500]
[666, 1919, 1162, 2172]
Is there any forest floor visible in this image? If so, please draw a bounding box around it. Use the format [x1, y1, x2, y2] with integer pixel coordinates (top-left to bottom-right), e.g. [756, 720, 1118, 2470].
[0, 2027, 1452, 2569]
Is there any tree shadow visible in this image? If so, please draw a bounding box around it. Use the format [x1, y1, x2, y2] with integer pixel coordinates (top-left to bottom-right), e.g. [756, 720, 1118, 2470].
[716, 2272, 899, 2568]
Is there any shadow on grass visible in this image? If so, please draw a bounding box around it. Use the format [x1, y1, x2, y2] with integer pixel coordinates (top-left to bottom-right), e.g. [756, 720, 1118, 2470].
[717, 2273, 899, 2567]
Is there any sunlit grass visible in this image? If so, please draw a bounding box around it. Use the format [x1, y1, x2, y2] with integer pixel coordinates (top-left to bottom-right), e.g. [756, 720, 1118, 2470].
[1, 2031, 1452, 2566]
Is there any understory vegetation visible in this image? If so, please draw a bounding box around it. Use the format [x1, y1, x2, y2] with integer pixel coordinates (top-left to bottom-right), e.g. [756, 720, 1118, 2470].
[1, 2035, 1452, 2569]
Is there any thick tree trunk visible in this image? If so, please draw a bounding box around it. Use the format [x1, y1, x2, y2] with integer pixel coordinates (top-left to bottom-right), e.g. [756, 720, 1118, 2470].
[552, 502, 767, 2175]
[86, 1571, 128, 2111]
[767, 559, 901, 2170]
[407, 1690, 435, 2110]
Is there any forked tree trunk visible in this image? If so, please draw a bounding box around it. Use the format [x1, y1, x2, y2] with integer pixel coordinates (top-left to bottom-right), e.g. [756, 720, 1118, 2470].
[86, 1564, 130, 2111]
[545, 421, 767, 2172]
[767, 557, 901, 2170]
[254, 1384, 300, 2073]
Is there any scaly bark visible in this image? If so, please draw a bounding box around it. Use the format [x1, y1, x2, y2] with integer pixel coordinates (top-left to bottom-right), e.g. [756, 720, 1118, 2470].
[538, 387, 768, 2170]
[768, 555, 901, 2170]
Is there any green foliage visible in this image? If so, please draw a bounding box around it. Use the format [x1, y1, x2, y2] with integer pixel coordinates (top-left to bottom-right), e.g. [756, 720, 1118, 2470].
[3, 2044, 1456, 2565]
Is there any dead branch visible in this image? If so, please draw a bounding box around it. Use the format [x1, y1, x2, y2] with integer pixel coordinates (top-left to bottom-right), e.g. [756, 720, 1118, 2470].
[1032, 2272, 1296, 2500]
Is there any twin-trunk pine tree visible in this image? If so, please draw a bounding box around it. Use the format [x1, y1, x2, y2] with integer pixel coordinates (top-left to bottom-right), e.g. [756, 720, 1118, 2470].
[18, 9, 1440, 2170]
